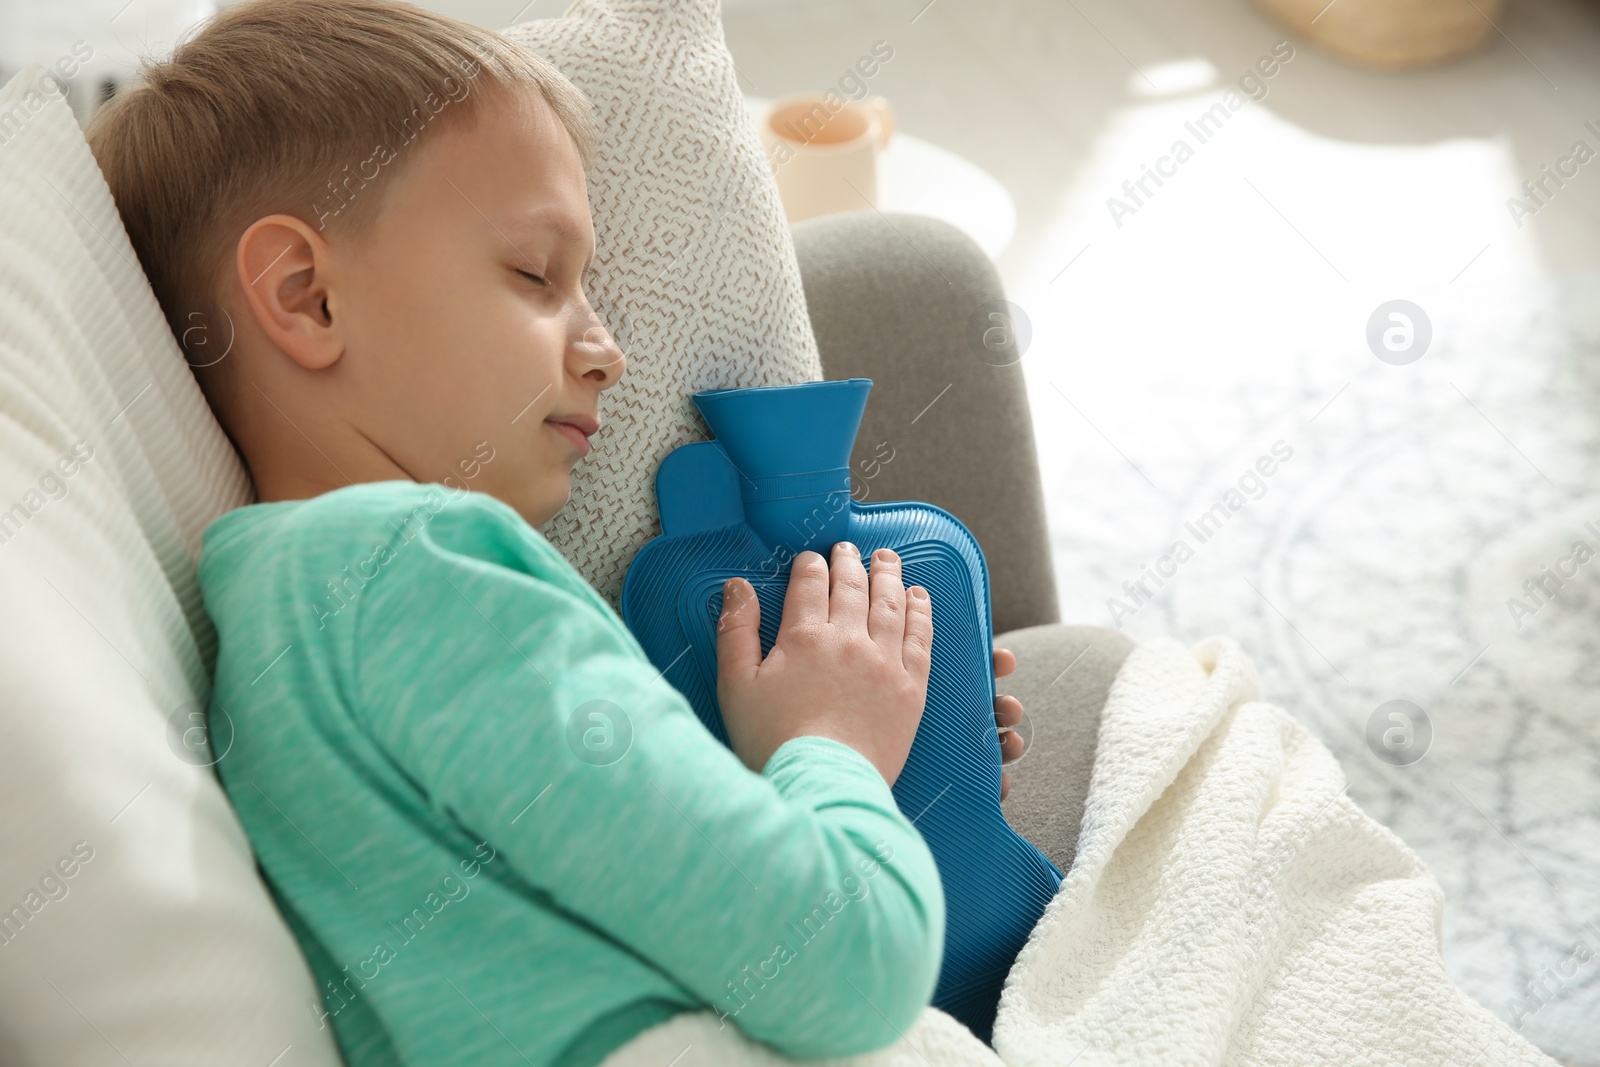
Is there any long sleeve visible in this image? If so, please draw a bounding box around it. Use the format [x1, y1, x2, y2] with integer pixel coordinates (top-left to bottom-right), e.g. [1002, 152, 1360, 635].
[349, 491, 945, 1059]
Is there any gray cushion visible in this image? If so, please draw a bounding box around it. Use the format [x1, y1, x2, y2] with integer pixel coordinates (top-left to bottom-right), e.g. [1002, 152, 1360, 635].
[996, 623, 1135, 873]
[791, 209, 1059, 635]
[789, 209, 1125, 873]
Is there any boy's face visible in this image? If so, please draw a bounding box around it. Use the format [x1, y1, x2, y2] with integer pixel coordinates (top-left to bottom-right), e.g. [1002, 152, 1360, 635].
[237, 85, 625, 527]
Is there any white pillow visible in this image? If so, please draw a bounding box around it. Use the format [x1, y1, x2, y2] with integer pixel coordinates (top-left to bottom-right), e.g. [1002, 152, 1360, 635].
[510, 0, 825, 607]
[0, 68, 342, 1066]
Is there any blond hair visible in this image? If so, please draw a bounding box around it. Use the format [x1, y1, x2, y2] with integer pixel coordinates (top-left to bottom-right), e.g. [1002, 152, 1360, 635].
[86, 0, 597, 360]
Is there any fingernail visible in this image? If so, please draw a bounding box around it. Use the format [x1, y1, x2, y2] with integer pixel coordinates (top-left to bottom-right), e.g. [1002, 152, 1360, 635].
[909, 586, 927, 599]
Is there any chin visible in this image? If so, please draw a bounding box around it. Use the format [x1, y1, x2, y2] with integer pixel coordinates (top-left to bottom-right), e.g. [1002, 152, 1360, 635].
[524, 476, 572, 528]
[476, 472, 567, 528]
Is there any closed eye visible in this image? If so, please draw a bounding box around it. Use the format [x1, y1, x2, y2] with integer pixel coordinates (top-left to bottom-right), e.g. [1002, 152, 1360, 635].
[515, 268, 548, 286]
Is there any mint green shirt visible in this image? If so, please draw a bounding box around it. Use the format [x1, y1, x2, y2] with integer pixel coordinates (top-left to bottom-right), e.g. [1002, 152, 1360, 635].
[197, 481, 945, 1067]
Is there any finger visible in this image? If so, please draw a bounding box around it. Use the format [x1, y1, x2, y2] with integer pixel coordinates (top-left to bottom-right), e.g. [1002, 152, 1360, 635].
[866, 548, 906, 654]
[775, 552, 828, 645]
[901, 585, 934, 682]
[1000, 770, 1011, 802]
[999, 728, 1024, 763]
[993, 647, 1017, 678]
[995, 694, 1023, 730]
[716, 577, 762, 684]
[827, 541, 870, 632]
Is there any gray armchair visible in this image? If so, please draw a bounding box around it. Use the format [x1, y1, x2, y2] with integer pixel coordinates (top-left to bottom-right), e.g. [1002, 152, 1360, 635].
[790, 210, 1136, 873]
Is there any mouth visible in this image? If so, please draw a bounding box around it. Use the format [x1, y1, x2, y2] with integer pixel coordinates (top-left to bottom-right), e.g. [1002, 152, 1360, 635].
[545, 414, 599, 458]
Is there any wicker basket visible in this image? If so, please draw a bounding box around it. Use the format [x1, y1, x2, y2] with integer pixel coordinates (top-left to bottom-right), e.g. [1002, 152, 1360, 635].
[1249, 0, 1503, 68]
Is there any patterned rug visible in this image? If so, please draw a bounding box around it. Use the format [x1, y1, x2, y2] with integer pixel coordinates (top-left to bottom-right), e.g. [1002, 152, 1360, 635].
[1035, 272, 1600, 1066]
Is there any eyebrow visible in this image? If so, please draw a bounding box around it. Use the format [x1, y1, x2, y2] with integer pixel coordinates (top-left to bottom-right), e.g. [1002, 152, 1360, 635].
[498, 209, 596, 277]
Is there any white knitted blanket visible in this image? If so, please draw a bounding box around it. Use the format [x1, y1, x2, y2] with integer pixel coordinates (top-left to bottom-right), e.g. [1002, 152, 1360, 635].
[599, 634, 1557, 1067]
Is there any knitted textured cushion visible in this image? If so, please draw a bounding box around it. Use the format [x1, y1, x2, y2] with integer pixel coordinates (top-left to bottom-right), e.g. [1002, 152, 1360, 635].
[506, 0, 824, 608]
[0, 68, 343, 1065]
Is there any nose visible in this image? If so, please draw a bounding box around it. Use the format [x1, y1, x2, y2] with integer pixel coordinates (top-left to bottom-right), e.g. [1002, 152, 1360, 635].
[570, 303, 626, 389]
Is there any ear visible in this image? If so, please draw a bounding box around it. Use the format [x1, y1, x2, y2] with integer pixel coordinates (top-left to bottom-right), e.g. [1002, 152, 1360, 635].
[235, 214, 343, 371]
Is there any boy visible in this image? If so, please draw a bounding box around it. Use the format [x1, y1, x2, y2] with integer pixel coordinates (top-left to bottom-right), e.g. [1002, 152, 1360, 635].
[85, 2, 1028, 1065]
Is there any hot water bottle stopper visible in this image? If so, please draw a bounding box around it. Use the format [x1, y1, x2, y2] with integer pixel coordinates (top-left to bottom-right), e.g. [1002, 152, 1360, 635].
[619, 377, 1062, 1042]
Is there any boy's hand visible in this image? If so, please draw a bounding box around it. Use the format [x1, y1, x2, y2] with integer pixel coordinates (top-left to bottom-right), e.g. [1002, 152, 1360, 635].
[716, 543, 933, 786]
[994, 647, 1024, 801]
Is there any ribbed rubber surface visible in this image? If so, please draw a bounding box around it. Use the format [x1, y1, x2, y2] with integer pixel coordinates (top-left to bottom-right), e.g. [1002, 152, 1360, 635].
[623, 501, 1062, 1041]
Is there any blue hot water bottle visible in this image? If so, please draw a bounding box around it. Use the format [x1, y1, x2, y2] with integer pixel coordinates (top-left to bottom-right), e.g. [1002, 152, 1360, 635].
[619, 377, 1062, 1042]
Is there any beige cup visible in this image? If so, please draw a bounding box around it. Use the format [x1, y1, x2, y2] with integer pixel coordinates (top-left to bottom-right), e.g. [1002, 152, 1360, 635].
[758, 92, 895, 223]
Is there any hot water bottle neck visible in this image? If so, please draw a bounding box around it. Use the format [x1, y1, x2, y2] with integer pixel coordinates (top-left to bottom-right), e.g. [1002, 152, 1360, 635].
[620, 378, 1061, 1042]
